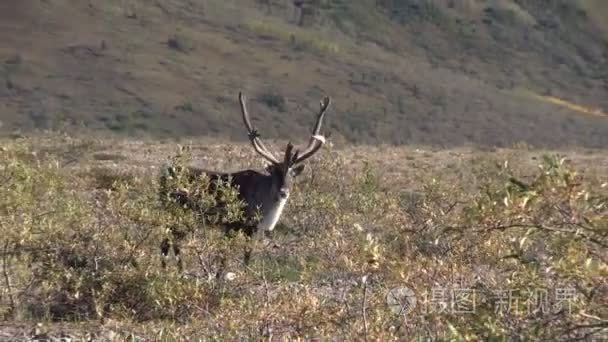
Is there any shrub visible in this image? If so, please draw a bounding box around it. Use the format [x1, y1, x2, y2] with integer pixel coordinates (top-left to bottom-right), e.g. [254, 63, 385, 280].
[0, 136, 606, 340]
[257, 88, 287, 113]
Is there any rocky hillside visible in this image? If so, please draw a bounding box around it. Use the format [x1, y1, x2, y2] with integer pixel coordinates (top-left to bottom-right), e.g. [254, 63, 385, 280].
[0, 0, 607, 147]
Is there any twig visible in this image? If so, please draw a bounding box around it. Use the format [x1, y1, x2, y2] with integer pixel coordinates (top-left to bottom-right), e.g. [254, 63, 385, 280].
[261, 257, 273, 341]
[580, 311, 608, 323]
[262, 258, 271, 308]
[238, 253, 274, 340]
[442, 200, 461, 216]
[564, 322, 608, 334]
[2, 240, 15, 317]
[196, 247, 213, 278]
[0, 172, 13, 189]
[362, 274, 369, 342]
[466, 223, 608, 248]
[123, 223, 155, 267]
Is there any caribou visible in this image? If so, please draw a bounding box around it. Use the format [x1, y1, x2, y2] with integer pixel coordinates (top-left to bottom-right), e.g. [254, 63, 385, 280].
[159, 92, 331, 271]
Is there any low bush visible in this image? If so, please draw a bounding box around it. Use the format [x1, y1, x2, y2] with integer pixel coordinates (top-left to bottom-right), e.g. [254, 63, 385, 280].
[0, 137, 605, 339]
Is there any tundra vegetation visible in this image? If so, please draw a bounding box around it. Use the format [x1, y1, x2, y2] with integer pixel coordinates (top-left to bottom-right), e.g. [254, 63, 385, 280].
[2, 0, 608, 147]
[0, 133, 606, 340]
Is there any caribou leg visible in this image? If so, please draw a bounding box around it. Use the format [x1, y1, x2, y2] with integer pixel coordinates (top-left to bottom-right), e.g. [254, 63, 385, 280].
[160, 238, 171, 269]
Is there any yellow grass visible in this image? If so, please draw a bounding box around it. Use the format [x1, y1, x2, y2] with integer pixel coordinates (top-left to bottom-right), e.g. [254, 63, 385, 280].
[245, 20, 340, 54]
[527, 92, 608, 117]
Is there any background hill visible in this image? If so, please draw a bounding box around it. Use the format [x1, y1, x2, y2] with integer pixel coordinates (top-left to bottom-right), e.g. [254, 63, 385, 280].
[1, 0, 607, 147]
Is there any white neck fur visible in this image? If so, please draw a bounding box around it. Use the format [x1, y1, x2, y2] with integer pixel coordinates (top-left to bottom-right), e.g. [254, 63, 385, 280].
[256, 196, 289, 232]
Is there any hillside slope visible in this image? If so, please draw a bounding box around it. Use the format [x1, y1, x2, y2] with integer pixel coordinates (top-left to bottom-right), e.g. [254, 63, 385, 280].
[0, 0, 607, 147]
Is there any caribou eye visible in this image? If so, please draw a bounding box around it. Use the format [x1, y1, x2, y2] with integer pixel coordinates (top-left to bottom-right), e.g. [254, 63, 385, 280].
[290, 164, 305, 177]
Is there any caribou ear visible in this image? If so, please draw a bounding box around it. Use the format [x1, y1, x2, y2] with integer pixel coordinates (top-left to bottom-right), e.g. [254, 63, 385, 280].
[290, 164, 305, 177]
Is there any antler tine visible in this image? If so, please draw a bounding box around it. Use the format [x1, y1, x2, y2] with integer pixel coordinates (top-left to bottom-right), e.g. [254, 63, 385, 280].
[283, 141, 295, 169]
[239, 92, 280, 164]
[294, 96, 331, 164]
